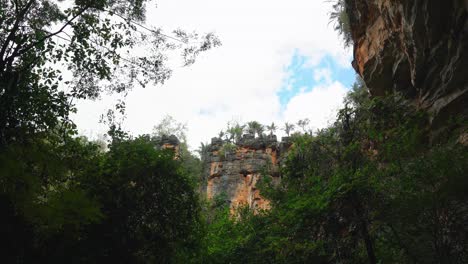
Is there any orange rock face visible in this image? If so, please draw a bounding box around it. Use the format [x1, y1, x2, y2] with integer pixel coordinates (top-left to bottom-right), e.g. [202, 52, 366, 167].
[203, 135, 289, 214]
[347, 0, 468, 127]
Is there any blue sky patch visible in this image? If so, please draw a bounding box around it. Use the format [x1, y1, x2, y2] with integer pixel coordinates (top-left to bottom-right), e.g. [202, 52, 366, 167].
[277, 52, 356, 108]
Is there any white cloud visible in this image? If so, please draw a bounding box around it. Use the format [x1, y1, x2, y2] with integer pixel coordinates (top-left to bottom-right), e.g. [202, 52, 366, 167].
[282, 81, 348, 130]
[71, 0, 353, 150]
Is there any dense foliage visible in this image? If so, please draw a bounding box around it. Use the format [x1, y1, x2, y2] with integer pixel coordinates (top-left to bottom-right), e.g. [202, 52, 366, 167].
[1, 1, 466, 263]
[1, 130, 203, 263]
[0, 1, 210, 263]
[200, 82, 468, 264]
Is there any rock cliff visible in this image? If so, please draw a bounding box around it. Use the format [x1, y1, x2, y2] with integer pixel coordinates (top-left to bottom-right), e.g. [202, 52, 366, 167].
[346, 0, 468, 130]
[203, 135, 292, 213]
[154, 134, 180, 158]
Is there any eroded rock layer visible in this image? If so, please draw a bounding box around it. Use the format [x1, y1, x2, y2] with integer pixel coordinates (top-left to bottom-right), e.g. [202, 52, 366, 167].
[347, 0, 468, 128]
[203, 135, 291, 213]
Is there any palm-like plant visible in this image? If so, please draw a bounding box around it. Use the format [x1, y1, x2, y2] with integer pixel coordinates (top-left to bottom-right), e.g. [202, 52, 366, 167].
[246, 121, 264, 138]
[283, 122, 295, 136]
[246, 122, 255, 135]
[218, 130, 225, 139]
[227, 124, 244, 143]
[225, 128, 234, 142]
[257, 125, 265, 137]
[197, 142, 209, 162]
[266, 122, 277, 136]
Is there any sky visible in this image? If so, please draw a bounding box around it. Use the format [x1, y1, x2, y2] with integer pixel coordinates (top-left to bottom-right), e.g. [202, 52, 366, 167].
[72, 0, 355, 150]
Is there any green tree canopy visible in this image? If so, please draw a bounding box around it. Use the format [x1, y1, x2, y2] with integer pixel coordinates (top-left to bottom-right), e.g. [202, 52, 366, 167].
[0, 0, 220, 145]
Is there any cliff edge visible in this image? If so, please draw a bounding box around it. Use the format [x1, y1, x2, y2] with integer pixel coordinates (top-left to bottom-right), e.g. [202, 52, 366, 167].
[346, 0, 468, 130]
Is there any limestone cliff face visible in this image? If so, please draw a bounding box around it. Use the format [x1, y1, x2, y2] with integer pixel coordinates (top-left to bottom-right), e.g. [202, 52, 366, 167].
[203, 135, 291, 212]
[347, 0, 468, 128]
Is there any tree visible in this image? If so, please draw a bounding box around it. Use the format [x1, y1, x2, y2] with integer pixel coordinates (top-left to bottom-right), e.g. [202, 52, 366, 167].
[258, 82, 468, 263]
[153, 114, 188, 142]
[203, 81, 468, 263]
[78, 135, 202, 263]
[226, 121, 245, 143]
[152, 115, 202, 184]
[266, 122, 277, 136]
[197, 142, 209, 159]
[246, 121, 264, 138]
[0, 0, 220, 145]
[0, 2, 217, 260]
[218, 130, 225, 140]
[283, 122, 295, 136]
[0, 125, 206, 262]
[0, 129, 104, 262]
[297, 118, 310, 134]
[256, 124, 265, 137]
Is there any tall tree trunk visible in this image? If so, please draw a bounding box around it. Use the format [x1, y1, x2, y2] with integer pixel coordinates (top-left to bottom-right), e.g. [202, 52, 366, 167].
[359, 216, 377, 264]
[352, 197, 377, 264]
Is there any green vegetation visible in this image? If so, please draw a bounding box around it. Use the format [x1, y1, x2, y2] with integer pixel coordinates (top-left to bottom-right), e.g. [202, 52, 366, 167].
[0, 1, 211, 262]
[218, 142, 237, 159]
[1, 1, 466, 263]
[226, 121, 245, 143]
[4, 71, 466, 263]
[152, 115, 202, 184]
[199, 82, 468, 263]
[1, 129, 203, 263]
[246, 121, 265, 137]
[329, 0, 353, 47]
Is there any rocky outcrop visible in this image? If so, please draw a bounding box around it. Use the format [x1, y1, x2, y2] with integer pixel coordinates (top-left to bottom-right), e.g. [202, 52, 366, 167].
[203, 135, 292, 213]
[154, 134, 180, 158]
[346, 0, 468, 129]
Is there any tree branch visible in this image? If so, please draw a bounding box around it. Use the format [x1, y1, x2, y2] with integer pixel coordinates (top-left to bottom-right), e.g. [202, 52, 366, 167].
[13, 0, 20, 15]
[0, 0, 35, 70]
[10, 5, 90, 60]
